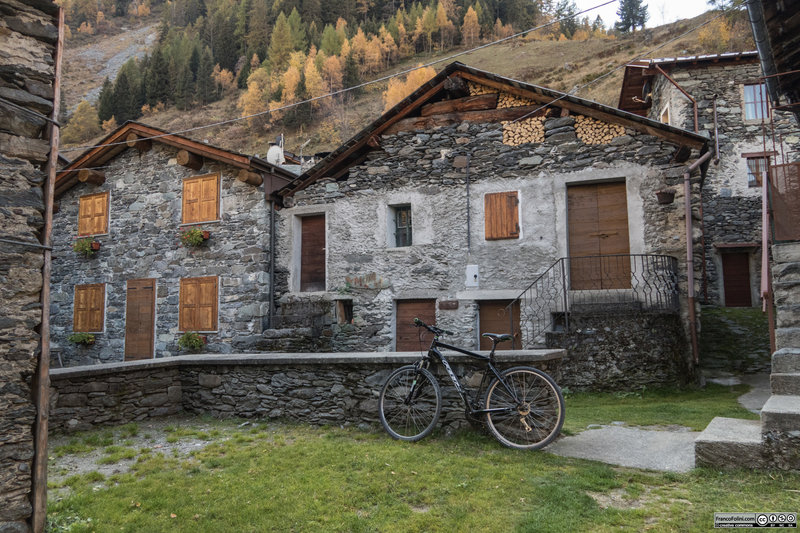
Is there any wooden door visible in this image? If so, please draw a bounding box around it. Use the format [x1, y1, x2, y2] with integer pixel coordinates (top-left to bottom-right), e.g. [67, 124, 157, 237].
[396, 299, 436, 351]
[479, 300, 521, 350]
[567, 182, 631, 290]
[125, 279, 155, 361]
[722, 252, 752, 307]
[301, 215, 326, 292]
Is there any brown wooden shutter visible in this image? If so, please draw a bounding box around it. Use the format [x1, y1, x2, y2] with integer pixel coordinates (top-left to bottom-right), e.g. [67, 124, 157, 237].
[300, 215, 326, 292]
[74, 283, 105, 332]
[180, 277, 218, 331]
[125, 279, 155, 360]
[484, 191, 519, 240]
[182, 174, 219, 224]
[396, 299, 436, 351]
[78, 192, 109, 236]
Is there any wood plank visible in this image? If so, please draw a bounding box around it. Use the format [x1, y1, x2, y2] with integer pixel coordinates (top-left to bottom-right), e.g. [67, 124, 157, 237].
[301, 215, 326, 292]
[384, 105, 547, 135]
[396, 299, 436, 351]
[420, 94, 498, 117]
[479, 300, 521, 351]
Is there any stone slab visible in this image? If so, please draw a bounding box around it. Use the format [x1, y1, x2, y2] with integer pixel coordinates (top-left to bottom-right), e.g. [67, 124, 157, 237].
[772, 243, 800, 264]
[771, 373, 800, 396]
[761, 395, 800, 433]
[694, 417, 765, 469]
[772, 348, 800, 373]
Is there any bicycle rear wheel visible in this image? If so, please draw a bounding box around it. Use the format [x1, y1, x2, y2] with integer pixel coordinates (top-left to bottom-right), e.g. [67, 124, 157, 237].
[484, 366, 565, 450]
[379, 365, 441, 441]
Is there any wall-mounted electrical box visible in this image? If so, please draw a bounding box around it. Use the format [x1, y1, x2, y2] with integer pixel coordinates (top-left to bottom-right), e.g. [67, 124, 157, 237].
[465, 265, 479, 288]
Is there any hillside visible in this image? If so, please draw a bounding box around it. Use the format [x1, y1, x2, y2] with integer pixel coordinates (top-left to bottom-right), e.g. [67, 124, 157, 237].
[59, 9, 754, 160]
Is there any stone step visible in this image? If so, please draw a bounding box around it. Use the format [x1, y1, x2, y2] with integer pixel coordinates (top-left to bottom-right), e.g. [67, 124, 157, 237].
[760, 395, 800, 433]
[694, 417, 766, 469]
[772, 348, 800, 373]
[771, 373, 800, 395]
[776, 328, 800, 351]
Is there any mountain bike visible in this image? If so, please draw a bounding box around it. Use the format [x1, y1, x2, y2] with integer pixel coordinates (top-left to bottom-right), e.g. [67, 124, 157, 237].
[378, 318, 565, 450]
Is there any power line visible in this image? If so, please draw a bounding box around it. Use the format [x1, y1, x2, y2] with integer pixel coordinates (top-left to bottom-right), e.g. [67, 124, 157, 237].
[60, 0, 619, 155]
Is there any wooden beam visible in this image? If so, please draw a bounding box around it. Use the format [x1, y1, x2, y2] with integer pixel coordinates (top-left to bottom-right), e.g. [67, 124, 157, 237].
[443, 75, 469, 98]
[77, 169, 105, 185]
[367, 135, 381, 148]
[126, 132, 152, 153]
[177, 149, 203, 170]
[420, 94, 498, 117]
[384, 105, 548, 135]
[237, 169, 263, 186]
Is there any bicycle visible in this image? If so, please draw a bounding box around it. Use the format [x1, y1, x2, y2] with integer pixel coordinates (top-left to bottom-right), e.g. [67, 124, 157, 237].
[378, 318, 565, 450]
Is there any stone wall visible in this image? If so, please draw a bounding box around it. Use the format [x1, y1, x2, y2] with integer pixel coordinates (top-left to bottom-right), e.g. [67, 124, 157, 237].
[0, 1, 60, 531]
[48, 351, 564, 432]
[278, 116, 703, 360]
[50, 144, 272, 366]
[650, 60, 800, 305]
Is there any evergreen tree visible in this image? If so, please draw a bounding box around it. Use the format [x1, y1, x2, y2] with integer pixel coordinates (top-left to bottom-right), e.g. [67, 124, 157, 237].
[592, 14, 605, 32]
[112, 70, 140, 123]
[342, 51, 361, 93]
[614, 0, 648, 33]
[301, 0, 322, 27]
[288, 8, 308, 51]
[97, 77, 115, 122]
[246, 0, 272, 61]
[196, 46, 216, 105]
[237, 58, 252, 88]
[145, 48, 171, 106]
[321, 23, 344, 55]
[175, 63, 194, 110]
[268, 12, 294, 72]
[189, 45, 201, 81]
[555, 0, 578, 38]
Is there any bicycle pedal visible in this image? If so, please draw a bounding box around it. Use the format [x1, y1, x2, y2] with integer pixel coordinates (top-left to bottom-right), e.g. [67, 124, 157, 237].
[520, 417, 532, 433]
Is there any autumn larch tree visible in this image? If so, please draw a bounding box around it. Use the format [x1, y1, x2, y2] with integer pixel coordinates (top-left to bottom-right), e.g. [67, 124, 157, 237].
[61, 100, 101, 145]
[461, 6, 480, 47]
[268, 12, 294, 72]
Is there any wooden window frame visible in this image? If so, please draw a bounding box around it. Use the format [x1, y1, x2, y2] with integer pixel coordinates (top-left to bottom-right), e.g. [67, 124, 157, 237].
[77, 191, 110, 237]
[484, 191, 520, 241]
[391, 204, 412, 247]
[179, 276, 219, 332]
[73, 283, 105, 333]
[742, 153, 772, 187]
[659, 104, 670, 125]
[743, 83, 769, 121]
[181, 173, 221, 225]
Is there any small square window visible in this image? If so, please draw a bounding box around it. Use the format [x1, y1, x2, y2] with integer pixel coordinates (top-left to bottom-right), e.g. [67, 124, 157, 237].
[336, 300, 353, 324]
[743, 83, 769, 121]
[659, 106, 670, 125]
[746, 157, 769, 187]
[390, 205, 412, 247]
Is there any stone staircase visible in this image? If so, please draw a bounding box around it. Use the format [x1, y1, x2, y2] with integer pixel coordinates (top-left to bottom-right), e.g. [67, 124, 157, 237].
[695, 243, 800, 470]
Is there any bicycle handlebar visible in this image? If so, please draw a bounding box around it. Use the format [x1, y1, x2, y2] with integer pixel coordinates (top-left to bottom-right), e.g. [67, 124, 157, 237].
[413, 317, 454, 337]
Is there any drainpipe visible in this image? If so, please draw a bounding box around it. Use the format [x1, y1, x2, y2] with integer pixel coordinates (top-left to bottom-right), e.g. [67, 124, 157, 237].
[685, 150, 714, 366]
[653, 64, 699, 133]
[32, 7, 64, 532]
[266, 179, 276, 330]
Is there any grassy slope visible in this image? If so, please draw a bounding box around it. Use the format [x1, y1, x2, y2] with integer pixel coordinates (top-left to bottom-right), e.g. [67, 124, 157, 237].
[61, 12, 754, 158]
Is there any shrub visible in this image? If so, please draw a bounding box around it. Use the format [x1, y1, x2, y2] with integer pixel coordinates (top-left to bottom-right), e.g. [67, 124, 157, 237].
[178, 332, 206, 352]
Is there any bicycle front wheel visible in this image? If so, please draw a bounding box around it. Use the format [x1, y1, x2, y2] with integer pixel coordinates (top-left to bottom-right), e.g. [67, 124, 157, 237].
[379, 365, 441, 441]
[484, 366, 565, 450]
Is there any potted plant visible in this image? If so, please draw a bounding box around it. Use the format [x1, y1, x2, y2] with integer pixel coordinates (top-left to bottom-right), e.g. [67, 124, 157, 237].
[178, 331, 207, 352]
[179, 227, 211, 247]
[67, 332, 96, 345]
[73, 237, 100, 257]
[656, 188, 676, 205]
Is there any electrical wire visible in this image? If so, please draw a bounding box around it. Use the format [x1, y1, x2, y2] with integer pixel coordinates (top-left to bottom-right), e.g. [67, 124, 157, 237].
[59, 0, 619, 154]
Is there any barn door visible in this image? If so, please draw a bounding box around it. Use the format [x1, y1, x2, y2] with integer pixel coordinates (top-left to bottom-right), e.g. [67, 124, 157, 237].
[300, 215, 326, 292]
[722, 252, 752, 307]
[567, 182, 631, 290]
[479, 300, 521, 350]
[396, 299, 436, 351]
[125, 279, 155, 361]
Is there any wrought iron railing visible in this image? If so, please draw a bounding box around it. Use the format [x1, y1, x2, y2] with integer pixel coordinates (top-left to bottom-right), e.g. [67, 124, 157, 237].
[506, 254, 680, 348]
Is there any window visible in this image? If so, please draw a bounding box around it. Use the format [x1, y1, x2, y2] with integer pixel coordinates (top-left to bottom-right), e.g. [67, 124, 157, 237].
[182, 173, 220, 224]
[743, 83, 769, 121]
[336, 300, 353, 324]
[390, 205, 412, 247]
[659, 105, 670, 125]
[300, 214, 326, 292]
[484, 191, 519, 240]
[74, 283, 105, 332]
[78, 192, 109, 236]
[179, 276, 218, 331]
[746, 156, 769, 187]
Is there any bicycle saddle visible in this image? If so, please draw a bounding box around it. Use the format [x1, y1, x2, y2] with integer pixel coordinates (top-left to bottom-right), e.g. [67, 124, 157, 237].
[481, 333, 513, 343]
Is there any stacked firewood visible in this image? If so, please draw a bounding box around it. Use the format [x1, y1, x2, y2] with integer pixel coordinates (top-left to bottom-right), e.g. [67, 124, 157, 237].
[497, 93, 535, 109]
[575, 115, 626, 145]
[502, 117, 546, 146]
[467, 81, 495, 96]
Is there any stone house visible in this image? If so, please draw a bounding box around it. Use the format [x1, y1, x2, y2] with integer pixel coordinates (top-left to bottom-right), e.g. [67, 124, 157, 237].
[50, 121, 296, 366]
[273, 62, 711, 389]
[619, 52, 800, 307]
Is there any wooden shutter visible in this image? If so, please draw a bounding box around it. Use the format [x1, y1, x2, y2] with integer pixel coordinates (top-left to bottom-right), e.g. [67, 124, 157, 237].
[485, 191, 519, 240]
[182, 174, 220, 224]
[180, 277, 218, 331]
[78, 192, 109, 236]
[479, 300, 521, 351]
[396, 299, 436, 351]
[74, 283, 105, 332]
[125, 279, 156, 360]
[300, 215, 326, 292]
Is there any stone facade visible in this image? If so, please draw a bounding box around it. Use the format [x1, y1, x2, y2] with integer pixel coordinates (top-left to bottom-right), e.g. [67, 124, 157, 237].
[647, 58, 800, 306]
[278, 112, 704, 371]
[50, 143, 273, 366]
[0, 1, 60, 531]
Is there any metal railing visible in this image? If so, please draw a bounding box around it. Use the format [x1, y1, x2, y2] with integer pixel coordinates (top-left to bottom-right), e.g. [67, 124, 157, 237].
[506, 254, 680, 348]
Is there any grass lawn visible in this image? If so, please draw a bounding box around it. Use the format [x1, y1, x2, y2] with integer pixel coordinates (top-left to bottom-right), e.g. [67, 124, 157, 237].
[47, 385, 796, 533]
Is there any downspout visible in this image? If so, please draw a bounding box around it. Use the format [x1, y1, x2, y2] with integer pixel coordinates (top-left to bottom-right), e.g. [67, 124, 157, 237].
[266, 177, 276, 330]
[685, 150, 714, 366]
[32, 7, 64, 532]
[746, 0, 781, 109]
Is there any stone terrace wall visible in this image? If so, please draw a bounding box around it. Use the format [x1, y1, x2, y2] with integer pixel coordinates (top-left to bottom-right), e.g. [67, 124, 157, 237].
[0, 1, 60, 531]
[49, 352, 564, 432]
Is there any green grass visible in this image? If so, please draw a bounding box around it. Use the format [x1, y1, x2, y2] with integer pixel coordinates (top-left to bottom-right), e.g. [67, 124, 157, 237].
[46, 386, 790, 532]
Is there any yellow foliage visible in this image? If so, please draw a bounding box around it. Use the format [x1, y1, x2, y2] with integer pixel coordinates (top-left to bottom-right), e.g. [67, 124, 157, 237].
[61, 100, 101, 144]
[382, 64, 436, 112]
[136, 2, 150, 17]
[238, 68, 271, 126]
[322, 55, 343, 92]
[101, 116, 117, 133]
[96, 11, 104, 25]
[77, 21, 94, 34]
[698, 18, 731, 53]
[212, 64, 236, 93]
[557, 33, 568, 41]
[572, 29, 590, 41]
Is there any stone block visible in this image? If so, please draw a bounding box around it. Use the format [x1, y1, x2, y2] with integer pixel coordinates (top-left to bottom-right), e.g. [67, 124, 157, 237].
[694, 417, 766, 469]
[772, 348, 800, 373]
[198, 374, 222, 388]
[771, 374, 800, 396]
[773, 243, 800, 264]
[139, 393, 168, 407]
[167, 385, 182, 403]
[776, 328, 800, 351]
[761, 395, 800, 433]
[56, 393, 87, 408]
